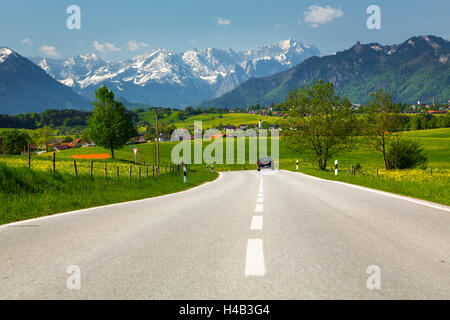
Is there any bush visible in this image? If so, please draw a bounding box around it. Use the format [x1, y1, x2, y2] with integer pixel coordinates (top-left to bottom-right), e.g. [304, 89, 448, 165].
[386, 139, 427, 169]
[0, 129, 31, 154]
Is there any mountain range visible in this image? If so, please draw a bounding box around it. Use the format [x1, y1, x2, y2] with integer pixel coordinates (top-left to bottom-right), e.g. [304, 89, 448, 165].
[30, 39, 320, 109]
[0, 48, 89, 115]
[201, 35, 450, 108]
[1, 35, 448, 115]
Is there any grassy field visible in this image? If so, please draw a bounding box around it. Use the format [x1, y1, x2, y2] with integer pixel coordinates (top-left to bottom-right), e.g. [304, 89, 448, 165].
[138, 110, 280, 129]
[138, 109, 180, 126]
[173, 113, 279, 129]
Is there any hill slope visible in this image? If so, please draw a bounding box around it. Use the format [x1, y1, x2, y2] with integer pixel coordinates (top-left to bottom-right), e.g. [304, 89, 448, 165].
[200, 35, 450, 108]
[0, 48, 89, 115]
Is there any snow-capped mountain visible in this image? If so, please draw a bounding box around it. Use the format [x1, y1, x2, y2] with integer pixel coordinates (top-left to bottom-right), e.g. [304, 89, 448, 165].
[30, 39, 319, 107]
[201, 35, 450, 108]
[0, 47, 89, 115]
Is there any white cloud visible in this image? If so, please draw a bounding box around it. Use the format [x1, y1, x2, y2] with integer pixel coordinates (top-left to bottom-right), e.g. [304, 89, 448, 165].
[39, 44, 61, 58]
[216, 17, 231, 25]
[92, 41, 121, 55]
[127, 40, 149, 51]
[21, 38, 33, 46]
[303, 5, 343, 28]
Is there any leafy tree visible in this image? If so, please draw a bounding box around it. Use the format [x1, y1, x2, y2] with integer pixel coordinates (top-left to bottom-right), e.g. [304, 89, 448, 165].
[185, 106, 195, 115]
[86, 86, 137, 159]
[0, 129, 31, 155]
[283, 80, 356, 170]
[386, 138, 427, 169]
[362, 89, 403, 170]
[177, 111, 189, 121]
[80, 130, 90, 142]
[36, 126, 54, 152]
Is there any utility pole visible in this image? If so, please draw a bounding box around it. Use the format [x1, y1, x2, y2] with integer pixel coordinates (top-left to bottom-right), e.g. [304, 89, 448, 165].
[149, 107, 163, 174]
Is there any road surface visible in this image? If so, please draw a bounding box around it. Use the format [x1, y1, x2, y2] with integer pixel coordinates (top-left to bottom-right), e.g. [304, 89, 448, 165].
[0, 170, 449, 299]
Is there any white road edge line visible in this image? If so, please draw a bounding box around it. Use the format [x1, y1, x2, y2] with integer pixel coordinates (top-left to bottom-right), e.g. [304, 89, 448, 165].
[245, 239, 265, 276]
[0, 172, 225, 229]
[283, 170, 450, 213]
[255, 204, 264, 213]
[250, 216, 263, 230]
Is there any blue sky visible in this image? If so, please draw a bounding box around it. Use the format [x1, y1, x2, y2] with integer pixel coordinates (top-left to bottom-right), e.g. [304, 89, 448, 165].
[1, 0, 449, 60]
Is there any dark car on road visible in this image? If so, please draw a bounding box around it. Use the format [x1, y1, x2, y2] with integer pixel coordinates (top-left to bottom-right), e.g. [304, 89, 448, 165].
[257, 157, 274, 171]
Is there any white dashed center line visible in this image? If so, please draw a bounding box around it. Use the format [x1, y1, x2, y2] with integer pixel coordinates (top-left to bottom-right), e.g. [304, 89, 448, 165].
[250, 215, 263, 230]
[245, 239, 265, 276]
[245, 176, 266, 276]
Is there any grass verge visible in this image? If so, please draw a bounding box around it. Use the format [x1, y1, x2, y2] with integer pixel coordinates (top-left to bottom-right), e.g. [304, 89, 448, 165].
[283, 166, 450, 206]
[0, 163, 218, 225]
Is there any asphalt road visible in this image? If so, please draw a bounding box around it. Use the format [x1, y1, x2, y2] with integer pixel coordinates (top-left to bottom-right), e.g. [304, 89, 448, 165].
[1, 170, 449, 299]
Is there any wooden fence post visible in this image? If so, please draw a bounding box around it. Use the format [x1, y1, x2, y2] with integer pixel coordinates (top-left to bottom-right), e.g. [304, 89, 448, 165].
[146, 165, 149, 178]
[152, 165, 155, 177]
[116, 166, 120, 180]
[129, 165, 132, 180]
[138, 166, 141, 180]
[52, 152, 56, 174]
[73, 159, 78, 177]
[105, 163, 108, 178]
[90, 160, 94, 178]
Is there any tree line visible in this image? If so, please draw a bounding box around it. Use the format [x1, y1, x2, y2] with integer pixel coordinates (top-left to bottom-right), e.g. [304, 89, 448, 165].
[0, 108, 139, 132]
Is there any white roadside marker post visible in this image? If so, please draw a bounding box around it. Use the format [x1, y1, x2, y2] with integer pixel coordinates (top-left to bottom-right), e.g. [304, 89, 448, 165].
[296, 160, 299, 171]
[183, 165, 187, 183]
[335, 160, 338, 176]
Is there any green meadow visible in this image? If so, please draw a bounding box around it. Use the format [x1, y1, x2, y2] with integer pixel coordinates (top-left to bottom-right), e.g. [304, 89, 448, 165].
[138, 110, 280, 129]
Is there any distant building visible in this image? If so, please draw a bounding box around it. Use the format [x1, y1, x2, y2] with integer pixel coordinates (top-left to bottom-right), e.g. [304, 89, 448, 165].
[428, 110, 447, 115]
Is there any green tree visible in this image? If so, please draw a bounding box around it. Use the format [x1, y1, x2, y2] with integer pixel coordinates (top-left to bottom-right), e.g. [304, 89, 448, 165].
[0, 129, 31, 155]
[362, 89, 403, 170]
[86, 86, 137, 159]
[386, 138, 427, 169]
[36, 126, 53, 152]
[283, 80, 356, 170]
